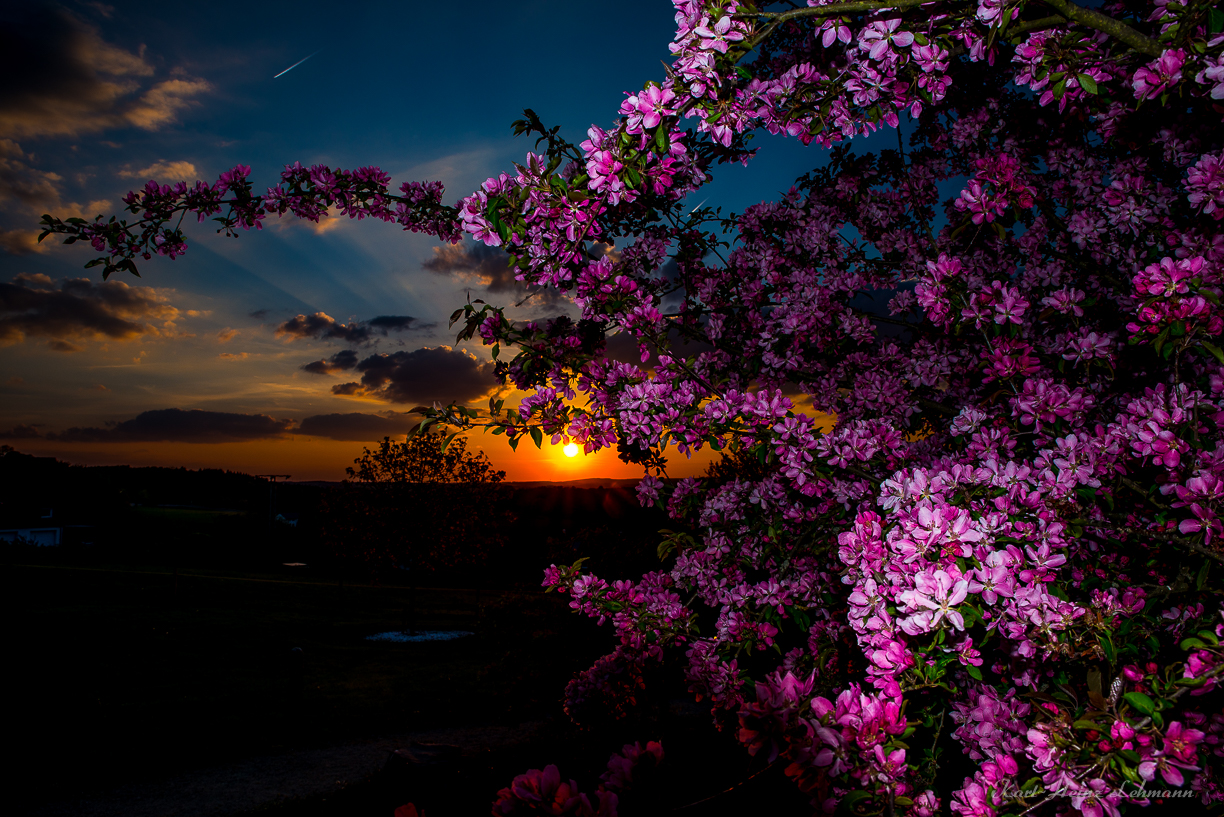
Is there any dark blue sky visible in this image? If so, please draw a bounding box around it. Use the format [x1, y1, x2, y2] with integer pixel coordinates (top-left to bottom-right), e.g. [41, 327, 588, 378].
[0, 0, 883, 479]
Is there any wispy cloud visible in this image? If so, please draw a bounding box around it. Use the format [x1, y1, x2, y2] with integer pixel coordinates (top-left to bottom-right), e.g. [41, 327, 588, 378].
[118, 159, 199, 182]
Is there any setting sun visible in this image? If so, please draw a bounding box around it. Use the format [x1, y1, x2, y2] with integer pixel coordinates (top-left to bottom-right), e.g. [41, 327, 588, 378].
[563, 443, 579, 457]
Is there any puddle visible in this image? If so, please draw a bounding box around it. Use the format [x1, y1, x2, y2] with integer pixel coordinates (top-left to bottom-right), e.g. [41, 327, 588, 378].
[365, 630, 475, 643]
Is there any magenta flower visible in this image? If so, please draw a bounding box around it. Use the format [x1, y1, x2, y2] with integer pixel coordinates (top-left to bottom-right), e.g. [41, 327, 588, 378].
[1132, 48, 1186, 100]
[898, 568, 971, 632]
[858, 19, 915, 62]
[693, 15, 745, 54]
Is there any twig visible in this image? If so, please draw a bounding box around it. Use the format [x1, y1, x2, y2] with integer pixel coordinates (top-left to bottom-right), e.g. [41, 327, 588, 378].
[673, 760, 779, 810]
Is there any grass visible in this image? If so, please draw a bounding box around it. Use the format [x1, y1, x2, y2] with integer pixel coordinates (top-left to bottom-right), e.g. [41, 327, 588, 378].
[8, 562, 612, 808]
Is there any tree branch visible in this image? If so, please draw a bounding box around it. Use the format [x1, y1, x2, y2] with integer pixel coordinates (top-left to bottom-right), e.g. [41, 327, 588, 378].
[1086, 522, 1224, 564]
[740, 0, 1163, 58]
[1005, 14, 1068, 40]
[1037, 0, 1163, 56]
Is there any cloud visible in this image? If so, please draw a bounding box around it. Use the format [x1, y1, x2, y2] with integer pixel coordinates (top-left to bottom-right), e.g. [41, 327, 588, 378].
[249, 308, 270, 320]
[331, 345, 498, 405]
[216, 327, 238, 343]
[0, 7, 210, 140]
[80, 3, 115, 19]
[301, 348, 358, 375]
[119, 159, 198, 182]
[0, 272, 180, 347]
[218, 351, 249, 360]
[276, 311, 430, 345]
[0, 423, 42, 439]
[48, 408, 293, 443]
[0, 138, 113, 232]
[367, 315, 419, 331]
[0, 139, 61, 207]
[296, 412, 420, 441]
[423, 242, 570, 309]
[0, 229, 45, 255]
[48, 339, 84, 352]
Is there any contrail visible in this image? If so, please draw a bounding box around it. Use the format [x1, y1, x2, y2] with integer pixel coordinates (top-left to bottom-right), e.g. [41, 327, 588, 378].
[686, 197, 708, 216]
[274, 51, 319, 79]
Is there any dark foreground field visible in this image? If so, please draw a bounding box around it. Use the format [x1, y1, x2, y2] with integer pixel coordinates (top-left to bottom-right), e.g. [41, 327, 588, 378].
[6, 561, 808, 817]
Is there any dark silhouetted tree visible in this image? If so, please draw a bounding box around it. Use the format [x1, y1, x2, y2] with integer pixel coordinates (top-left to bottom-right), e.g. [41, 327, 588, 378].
[320, 431, 511, 631]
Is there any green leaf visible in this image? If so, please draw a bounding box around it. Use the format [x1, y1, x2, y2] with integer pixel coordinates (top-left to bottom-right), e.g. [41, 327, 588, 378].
[966, 664, 983, 680]
[1201, 340, 1224, 365]
[1074, 719, 1102, 730]
[529, 426, 543, 449]
[1078, 74, 1099, 95]
[1197, 558, 1211, 591]
[1211, 8, 1224, 33]
[1179, 637, 1206, 651]
[1175, 676, 1208, 688]
[1197, 629, 1220, 646]
[1153, 326, 1170, 353]
[1123, 692, 1155, 715]
[836, 790, 873, 816]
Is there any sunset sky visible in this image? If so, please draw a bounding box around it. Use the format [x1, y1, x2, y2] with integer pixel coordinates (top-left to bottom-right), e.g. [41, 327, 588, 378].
[0, 0, 854, 481]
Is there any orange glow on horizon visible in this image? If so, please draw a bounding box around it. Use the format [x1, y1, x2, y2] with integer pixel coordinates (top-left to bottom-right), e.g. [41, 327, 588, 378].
[11, 431, 722, 483]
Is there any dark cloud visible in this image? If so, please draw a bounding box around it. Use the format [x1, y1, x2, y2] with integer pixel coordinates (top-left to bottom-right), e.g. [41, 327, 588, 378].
[0, 423, 42, 439]
[0, 7, 209, 140]
[276, 312, 428, 345]
[48, 408, 292, 443]
[296, 412, 419, 441]
[423, 242, 571, 309]
[367, 315, 418, 331]
[301, 349, 358, 375]
[424, 242, 519, 291]
[47, 338, 84, 352]
[332, 345, 498, 405]
[0, 272, 179, 347]
[249, 308, 270, 320]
